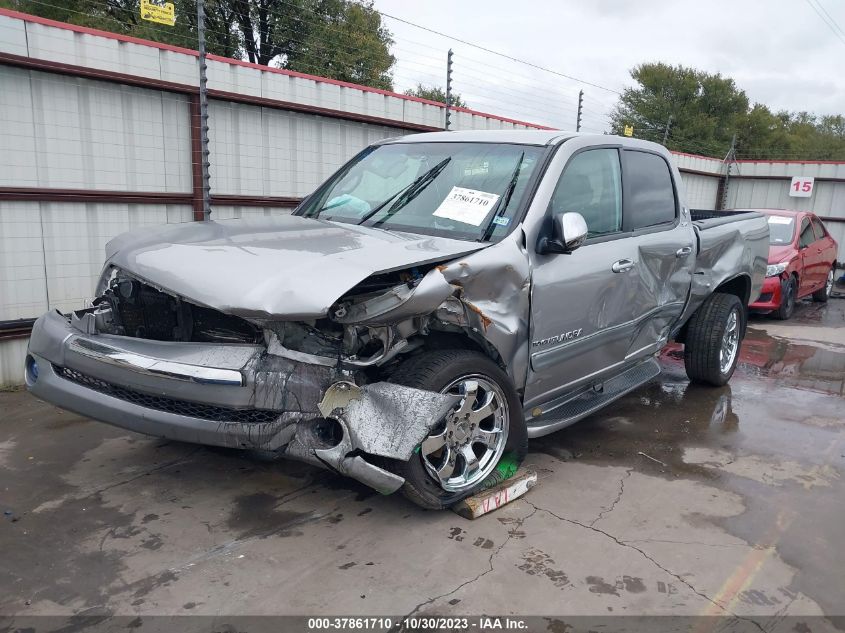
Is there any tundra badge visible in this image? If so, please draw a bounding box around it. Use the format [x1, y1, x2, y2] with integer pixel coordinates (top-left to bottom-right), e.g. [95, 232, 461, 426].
[532, 328, 583, 348]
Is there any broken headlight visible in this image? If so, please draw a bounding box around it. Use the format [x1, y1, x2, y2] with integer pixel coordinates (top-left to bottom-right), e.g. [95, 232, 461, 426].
[766, 262, 788, 277]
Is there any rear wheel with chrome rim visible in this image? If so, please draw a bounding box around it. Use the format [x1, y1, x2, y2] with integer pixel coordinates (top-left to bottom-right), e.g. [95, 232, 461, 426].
[684, 292, 745, 387]
[385, 350, 527, 510]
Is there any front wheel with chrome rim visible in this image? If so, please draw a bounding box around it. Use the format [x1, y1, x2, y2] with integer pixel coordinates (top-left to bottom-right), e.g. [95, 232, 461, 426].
[385, 350, 527, 510]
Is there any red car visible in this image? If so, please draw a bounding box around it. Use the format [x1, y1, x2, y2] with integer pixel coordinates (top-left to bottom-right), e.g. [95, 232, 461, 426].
[747, 209, 838, 319]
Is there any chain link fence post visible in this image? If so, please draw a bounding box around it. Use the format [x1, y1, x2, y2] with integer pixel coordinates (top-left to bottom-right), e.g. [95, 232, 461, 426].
[445, 48, 453, 130]
[197, 0, 212, 220]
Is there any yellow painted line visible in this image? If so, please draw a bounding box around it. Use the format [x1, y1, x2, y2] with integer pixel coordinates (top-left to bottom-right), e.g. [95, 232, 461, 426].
[695, 433, 843, 627]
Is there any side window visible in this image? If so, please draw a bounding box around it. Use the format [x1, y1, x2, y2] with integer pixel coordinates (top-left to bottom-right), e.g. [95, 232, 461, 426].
[623, 151, 677, 230]
[548, 149, 622, 237]
[799, 219, 815, 248]
[811, 217, 827, 240]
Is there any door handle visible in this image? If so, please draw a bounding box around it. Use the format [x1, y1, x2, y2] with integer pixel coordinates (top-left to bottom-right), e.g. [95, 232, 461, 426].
[676, 246, 693, 258]
[611, 259, 634, 273]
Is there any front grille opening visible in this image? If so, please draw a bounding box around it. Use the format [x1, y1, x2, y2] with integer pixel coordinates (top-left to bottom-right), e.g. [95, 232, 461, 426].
[55, 365, 281, 424]
[104, 277, 262, 344]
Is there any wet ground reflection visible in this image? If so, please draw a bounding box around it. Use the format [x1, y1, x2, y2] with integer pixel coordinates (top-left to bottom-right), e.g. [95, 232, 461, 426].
[528, 307, 845, 614]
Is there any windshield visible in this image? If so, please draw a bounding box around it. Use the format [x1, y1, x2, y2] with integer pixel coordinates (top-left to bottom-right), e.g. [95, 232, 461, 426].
[767, 215, 796, 245]
[298, 142, 545, 241]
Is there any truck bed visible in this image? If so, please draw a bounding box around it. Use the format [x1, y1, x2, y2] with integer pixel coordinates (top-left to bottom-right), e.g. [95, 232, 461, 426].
[672, 208, 770, 335]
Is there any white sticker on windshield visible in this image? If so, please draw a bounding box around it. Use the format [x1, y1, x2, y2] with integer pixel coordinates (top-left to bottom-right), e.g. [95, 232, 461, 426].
[768, 216, 793, 224]
[433, 186, 500, 226]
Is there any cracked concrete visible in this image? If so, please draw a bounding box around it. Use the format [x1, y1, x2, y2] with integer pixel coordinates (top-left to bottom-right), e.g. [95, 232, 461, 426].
[0, 300, 843, 623]
[590, 467, 633, 527]
[403, 504, 539, 620]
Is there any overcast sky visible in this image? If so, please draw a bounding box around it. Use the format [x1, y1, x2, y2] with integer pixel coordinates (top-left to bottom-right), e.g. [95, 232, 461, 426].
[373, 0, 845, 132]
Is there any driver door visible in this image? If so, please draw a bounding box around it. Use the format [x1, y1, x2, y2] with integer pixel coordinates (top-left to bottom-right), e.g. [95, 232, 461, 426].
[524, 148, 639, 409]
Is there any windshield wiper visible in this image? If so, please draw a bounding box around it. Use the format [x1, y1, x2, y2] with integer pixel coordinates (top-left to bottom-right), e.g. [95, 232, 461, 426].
[480, 152, 525, 241]
[357, 157, 452, 227]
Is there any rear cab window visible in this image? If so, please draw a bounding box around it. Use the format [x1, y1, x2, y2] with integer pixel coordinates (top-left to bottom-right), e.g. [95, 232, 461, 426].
[622, 150, 678, 231]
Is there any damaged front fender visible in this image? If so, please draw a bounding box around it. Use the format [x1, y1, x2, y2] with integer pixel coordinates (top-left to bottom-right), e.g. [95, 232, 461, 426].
[333, 269, 456, 325]
[329, 233, 532, 388]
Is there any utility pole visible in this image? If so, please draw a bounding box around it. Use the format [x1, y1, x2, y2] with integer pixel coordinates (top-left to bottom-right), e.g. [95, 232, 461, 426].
[720, 133, 737, 210]
[197, 0, 212, 220]
[662, 115, 673, 145]
[576, 90, 583, 132]
[445, 49, 453, 131]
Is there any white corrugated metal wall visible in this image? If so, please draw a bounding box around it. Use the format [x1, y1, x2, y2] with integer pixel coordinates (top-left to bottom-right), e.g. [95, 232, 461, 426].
[670, 153, 724, 210]
[207, 101, 408, 198]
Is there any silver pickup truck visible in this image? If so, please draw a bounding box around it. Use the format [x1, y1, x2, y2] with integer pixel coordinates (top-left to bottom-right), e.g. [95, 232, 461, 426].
[25, 131, 768, 509]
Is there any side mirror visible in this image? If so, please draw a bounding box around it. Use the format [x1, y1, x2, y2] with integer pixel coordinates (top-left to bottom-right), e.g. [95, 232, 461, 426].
[537, 212, 589, 254]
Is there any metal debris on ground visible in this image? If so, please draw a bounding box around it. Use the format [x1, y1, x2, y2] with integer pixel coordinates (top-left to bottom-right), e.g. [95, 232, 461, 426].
[451, 468, 538, 520]
[637, 451, 667, 467]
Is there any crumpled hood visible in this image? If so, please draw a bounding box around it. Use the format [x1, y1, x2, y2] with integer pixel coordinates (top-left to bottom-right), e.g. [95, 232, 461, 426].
[105, 215, 488, 320]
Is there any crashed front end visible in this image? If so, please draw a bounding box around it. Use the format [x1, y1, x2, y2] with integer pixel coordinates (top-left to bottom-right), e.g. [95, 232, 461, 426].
[25, 241, 529, 495]
[25, 265, 478, 495]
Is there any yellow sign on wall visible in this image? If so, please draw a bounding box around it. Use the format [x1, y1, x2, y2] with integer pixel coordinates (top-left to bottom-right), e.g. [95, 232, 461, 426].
[623, 125, 634, 137]
[140, 0, 175, 26]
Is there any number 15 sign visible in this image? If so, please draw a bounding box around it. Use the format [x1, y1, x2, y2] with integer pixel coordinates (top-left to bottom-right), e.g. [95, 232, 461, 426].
[789, 176, 814, 198]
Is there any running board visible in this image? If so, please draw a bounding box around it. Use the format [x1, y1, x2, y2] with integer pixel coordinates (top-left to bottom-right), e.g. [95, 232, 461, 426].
[525, 359, 661, 439]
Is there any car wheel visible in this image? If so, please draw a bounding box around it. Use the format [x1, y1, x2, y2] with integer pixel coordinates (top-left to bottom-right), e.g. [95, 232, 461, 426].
[774, 276, 796, 320]
[812, 268, 834, 303]
[385, 350, 527, 510]
[684, 293, 745, 387]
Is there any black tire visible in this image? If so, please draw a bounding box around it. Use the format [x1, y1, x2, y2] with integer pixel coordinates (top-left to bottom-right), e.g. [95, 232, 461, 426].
[812, 267, 834, 303]
[684, 293, 745, 387]
[774, 276, 796, 320]
[385, 350, 527, 510]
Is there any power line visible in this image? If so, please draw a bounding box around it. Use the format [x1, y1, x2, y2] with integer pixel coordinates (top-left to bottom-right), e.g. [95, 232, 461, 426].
[368, 6, 621, 95]
[813, 0, 845, 39]
[805, 0, 845, 47]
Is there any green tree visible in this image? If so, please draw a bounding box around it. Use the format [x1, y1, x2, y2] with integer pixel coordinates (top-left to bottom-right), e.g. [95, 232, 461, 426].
[283, 0, 394, 90]
[611, 61, 845, 160]
[404, 83, 467, 108]
[609, 62, 748, 156]
[0, 0, 395, 89]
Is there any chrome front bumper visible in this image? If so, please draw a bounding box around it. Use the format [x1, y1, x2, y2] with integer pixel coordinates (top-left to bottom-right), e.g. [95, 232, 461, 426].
[26, 310, 295, 450]
[27, 355, 290, 450]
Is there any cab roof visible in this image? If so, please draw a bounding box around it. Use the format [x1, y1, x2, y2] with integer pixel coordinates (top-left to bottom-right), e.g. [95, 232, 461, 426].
[383, 129, 573, 146]
[380, 130, 669, 153]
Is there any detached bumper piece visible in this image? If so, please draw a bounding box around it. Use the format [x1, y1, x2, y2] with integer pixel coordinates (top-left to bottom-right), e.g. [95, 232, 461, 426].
[285, 381, 460, 495]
